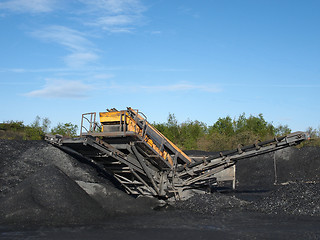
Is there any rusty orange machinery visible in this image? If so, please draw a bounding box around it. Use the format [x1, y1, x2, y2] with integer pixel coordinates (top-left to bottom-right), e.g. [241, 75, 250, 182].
[99, 107, 192, 168]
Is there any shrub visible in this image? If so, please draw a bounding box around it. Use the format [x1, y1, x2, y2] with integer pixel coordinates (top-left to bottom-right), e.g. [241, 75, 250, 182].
[51, 122, 78, 137]
[154, 113, 296, 151]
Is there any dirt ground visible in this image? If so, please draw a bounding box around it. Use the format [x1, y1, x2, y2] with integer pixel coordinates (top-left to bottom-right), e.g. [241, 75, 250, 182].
[0, 140, 319, 239]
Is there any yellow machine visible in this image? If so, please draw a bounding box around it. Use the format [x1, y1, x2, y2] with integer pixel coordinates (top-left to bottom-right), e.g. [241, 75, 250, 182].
[99, 108, 191, 167]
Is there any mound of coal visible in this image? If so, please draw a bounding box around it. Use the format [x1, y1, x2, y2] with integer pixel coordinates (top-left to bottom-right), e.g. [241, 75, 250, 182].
[174, 192, 248, 215]
[0, 140, 158, 225]
[274, 147, 320, 183]
[186, 147, 320, 191]
[184, 146, 320, 217]
[251, 182, 320, 216]
[236, 146, 320, 190]
[0, 166, 105, 225]
[0, 140, 104, 196]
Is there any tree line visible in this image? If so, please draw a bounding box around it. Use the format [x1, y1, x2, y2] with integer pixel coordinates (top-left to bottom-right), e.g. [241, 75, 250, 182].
[153, 113, 316, 152]
[1, 113, 319, 151]
[0, 116, 78, 140]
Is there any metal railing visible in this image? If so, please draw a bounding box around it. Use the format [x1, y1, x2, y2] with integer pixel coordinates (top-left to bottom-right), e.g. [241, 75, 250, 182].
[80, 112, 101, 137]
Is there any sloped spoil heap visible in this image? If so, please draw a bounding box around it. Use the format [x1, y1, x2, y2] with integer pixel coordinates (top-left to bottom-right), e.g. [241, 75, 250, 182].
[173, 192, 249, 215]
[184, 147, 320, 217]
[251, 182, 320, 216]
[0, 140, 319, 228]
[0, 166, 105, 225]
[0, 140, 158, 226]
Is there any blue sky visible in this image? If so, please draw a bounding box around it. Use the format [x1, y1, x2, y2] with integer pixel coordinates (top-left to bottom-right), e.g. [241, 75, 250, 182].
[0, 0, 319, 132]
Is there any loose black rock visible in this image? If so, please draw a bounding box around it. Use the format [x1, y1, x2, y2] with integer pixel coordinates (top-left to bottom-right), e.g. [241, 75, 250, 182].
[174, 192, 249, 215]
[251, 182, 320, 216]
[0, 139, 319, 239]
[0, 140, 158, 226]
[0, 166, 105, 226]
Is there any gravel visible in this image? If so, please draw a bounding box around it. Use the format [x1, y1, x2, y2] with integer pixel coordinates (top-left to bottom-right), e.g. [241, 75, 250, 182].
[0, 139, 319, 228]
[0, 140, 159, 226]
[174, 192, 249, 215]
[236, 146, 320, 190]
[250, 182, 320, 216]
[0, 140, 102, 196]
[0, 166, 105, 225]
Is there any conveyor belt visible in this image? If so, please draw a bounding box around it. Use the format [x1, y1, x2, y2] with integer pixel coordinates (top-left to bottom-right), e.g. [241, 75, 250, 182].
[46, 108, 307, 200]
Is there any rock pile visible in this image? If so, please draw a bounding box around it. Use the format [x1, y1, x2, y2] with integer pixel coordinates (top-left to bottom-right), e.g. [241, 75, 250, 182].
[236, 146, 320, 190]
[251, 182, 320, 216]
[0, 139, 319, 227]
[0, 140, 158, 226]
[174, 192, 248, 215]
[0, 166, 105, 225]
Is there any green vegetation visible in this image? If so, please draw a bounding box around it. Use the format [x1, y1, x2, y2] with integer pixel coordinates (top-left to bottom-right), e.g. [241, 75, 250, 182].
[298, 126, 320, 148]
[154, 113, 319, 151]
[0, 116, 78, 140]
[51, 122, 78, 137]
[1, 113, 319, 150]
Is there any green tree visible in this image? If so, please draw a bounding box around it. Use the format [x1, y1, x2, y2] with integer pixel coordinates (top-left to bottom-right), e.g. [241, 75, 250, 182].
[0, 120, 24, 131]
[209, 116, 234, 136]
[0, 120, 26, 140]
[306, 126, 318, 139]
[164, 113, 180, 144]
[24, 116, 49, 140]
[41, 117, 51, 133]
[243, 114, 275, 138]
[234, 113, 247, 133]
[154, 112, 297, 151]
[180, 120, 207, 150]
[275, 124, 291, 136]
[51, 122, 78, 137]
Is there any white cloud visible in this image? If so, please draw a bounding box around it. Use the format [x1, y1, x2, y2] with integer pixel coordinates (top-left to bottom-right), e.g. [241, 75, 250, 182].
[32, 25, 92, 52]
[78, 0, 146, 32]
[95, 15, 134, 26]
[32, 25, 99, 68]
[0, 0, 56, 13]
[78, 0, 145, 15]
[24, 79, 94, 99]
[0, 0, 147, 32]
[64, 52, 99, 68]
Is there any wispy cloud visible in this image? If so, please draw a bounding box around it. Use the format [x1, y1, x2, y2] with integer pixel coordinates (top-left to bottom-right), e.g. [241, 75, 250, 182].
[107, 82, 222, 93]
[96, 15, 133, 26]
[0, 0, 147, 33]
[0, 66, 192, 73]
[178, 6, 200, 19]
[78, 0, 146, 32]
[91, 15, 137, 32]
[32, 25, 92, 52]
[32, 25, 99, 68]
[78, 0, 145, 15]
[93, 73, 114, 79]
[221, 83, 320, 88]
[24, 79, 94, 99]
[1, 0, 147, 69]
[64, 52, 98, 68]
[151, 30, 162, 35]
[0, 0, 56, 13]
[141, 83, 221, 93]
